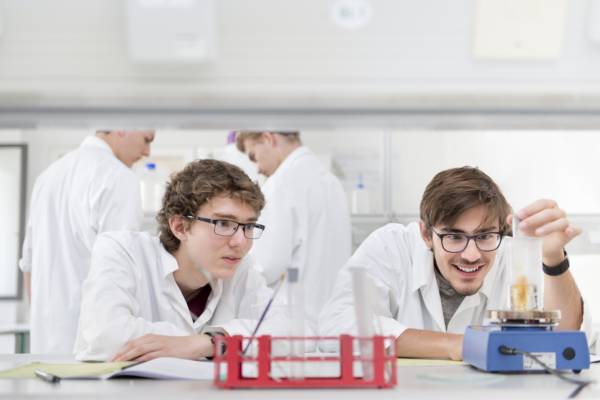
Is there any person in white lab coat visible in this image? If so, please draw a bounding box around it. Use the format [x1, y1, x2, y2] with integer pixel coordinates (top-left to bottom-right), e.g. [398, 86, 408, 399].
[319, 166, 592, 360]
[236, 131, 352, 334]
[19, 130, 155, 354]
[75, 159, 278, 361]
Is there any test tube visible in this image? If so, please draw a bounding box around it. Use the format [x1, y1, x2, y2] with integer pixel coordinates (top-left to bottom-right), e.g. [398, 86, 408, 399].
[287, 267, 305, 379]
[509, 217, 544, 311]
[351, 266, 374, 381]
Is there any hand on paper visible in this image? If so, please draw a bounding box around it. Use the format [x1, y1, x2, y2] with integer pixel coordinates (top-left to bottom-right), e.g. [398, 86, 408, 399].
[111, 333, 213, 362]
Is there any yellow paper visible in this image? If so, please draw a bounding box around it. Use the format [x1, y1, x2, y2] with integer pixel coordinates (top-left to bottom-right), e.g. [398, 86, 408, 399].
[397, 358, 465, 367]
[0, 361, 133, 379]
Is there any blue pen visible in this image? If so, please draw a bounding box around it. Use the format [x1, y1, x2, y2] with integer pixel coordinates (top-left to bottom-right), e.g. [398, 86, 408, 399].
[242, 273, 286, 355]
[35, 369, 60, 384]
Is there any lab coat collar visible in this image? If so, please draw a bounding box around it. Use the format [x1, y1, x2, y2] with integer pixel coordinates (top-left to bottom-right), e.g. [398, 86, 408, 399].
[193, 279, 224, 328]
[157, 239, 220, 291]
[271, 146, 311, 178]
[156, 238, 225, 328]
[80, 135, 114, 154]
[157, 239, 179, 278]
[410, 241, 435, 294]
[410, 246, 445, 331]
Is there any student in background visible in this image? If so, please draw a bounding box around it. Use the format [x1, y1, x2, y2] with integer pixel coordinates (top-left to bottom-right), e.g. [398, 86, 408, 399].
[19, 130, 154, 354]
[236, 131, 352, 335]
[319, 166, 592, 359]
[75, 159, 278, 361]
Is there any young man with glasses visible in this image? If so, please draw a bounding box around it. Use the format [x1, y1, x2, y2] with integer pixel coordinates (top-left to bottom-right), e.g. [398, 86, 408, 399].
[319, 166, 591, 360]
[75, 159, 277, 361]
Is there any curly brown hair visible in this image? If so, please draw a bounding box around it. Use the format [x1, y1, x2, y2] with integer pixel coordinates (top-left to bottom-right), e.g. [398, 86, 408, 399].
[420, 166, 511, 235]
[157, 159, 265, 252]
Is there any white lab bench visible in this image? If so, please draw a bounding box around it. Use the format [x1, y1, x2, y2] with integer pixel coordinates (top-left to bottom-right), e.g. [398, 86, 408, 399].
[0, 354, 599, 399]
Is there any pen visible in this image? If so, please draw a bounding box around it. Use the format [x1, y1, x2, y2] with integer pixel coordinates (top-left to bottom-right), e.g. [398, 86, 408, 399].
[242, 273, 286, 355]
[35, 369, 60, 384]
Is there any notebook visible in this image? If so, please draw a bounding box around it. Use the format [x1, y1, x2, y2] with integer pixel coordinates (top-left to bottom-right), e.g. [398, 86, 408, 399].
[0, 357, 214, 380]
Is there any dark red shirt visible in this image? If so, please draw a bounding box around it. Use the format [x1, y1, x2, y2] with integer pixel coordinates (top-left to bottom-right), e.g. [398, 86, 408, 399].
[186, 285, 212, 321]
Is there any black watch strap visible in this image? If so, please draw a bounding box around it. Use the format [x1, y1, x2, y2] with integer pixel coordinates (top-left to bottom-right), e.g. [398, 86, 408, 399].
[543, 250, 570, 276]
[204, 332, 227, 359]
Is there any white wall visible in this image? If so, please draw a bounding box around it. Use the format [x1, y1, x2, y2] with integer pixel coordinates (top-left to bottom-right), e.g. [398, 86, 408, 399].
[2, 0, 600, 110]
[12, 128, 600, 231]
[15, 129, 388, 213]
[391, 130, 600, 214]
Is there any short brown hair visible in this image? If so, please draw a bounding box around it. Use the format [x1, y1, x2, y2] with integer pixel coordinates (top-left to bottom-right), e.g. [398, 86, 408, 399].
[157, 159, 265, 252]
[235, 131, 300, 152]
[420, 166, 511, 234]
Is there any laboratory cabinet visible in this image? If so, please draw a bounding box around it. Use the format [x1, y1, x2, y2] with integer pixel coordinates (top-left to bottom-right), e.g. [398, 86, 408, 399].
[0, 145, 26, 300]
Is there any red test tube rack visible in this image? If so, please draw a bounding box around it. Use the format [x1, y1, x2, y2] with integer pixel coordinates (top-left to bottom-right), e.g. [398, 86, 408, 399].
[213, 335, 397, 389]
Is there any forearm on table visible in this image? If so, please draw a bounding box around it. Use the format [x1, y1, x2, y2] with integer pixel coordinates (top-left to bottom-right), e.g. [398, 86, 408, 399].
[395, 328, 464, 360]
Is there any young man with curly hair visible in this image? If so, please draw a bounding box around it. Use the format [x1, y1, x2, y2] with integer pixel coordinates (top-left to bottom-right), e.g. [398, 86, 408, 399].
[75, 159, 275, 361]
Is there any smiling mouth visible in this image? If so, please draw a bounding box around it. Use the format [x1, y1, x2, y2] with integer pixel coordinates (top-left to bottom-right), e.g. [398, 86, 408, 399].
[453, 264, 484, 273]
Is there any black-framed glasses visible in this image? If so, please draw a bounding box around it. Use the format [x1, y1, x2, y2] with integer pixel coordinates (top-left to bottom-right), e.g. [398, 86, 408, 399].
[431, 229, 503, 253]
[186, 216, 265, 239]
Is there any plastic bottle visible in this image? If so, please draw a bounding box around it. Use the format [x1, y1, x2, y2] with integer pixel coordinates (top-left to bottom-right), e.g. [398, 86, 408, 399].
[351, 265, 375, 381]
[351, 173, 371, 214]
[140, 162, 164, 213]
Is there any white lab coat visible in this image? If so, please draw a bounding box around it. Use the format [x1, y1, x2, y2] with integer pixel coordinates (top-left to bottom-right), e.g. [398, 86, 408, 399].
[318, 222, 594, 351]
[19, 136, 142, 354]
[251, 146, 352, 334]
[74, 231, 280, 361]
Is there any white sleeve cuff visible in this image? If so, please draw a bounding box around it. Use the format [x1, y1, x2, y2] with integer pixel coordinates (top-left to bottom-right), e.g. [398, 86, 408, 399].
[18, 259, 31, 272]
[376, 316, 407, 339]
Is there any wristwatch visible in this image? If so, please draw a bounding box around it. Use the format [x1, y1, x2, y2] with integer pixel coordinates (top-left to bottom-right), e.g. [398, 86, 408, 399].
[204, 332, 227, 359]
[542, 250, 570, 276]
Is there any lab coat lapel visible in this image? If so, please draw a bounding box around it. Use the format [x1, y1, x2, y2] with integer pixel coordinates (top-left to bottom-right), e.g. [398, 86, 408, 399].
[449, 292, 484, 331]
[448, 249, 506, 330]
[166, 275, 196, 328]
[157, 243, 195, 329]
[413, 250, 446, 332]
[268, 146, 309, 179]
[193, 279, 224, 329]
